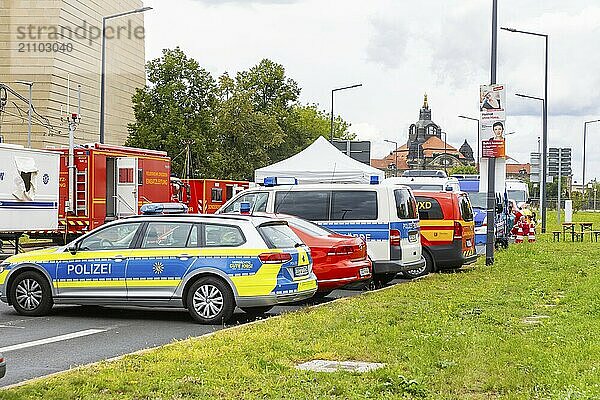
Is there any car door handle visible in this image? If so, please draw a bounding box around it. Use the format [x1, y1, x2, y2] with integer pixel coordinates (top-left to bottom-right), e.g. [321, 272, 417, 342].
[111, 255, 126, 262]
[178, 254, 192, 261]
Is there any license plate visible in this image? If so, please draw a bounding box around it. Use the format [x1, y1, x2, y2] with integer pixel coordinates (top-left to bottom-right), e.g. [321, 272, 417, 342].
[359, 267, 370, 277]
[295, 265, 309, 277]
[409, 232, 418, 243]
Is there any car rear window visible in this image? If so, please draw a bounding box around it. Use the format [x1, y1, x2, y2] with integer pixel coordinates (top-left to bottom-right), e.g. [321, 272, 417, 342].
[394, 189, 418, 219]
[331, 191, 377, 220]
[458, 195, 474, 222]
[415, 196, 444, 220]
[275, 191, 330, 221]
[258, 223, 303, 249]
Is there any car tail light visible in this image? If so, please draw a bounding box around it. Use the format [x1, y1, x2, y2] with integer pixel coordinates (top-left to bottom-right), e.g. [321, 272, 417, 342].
[453, 222, 463, 239]
[328, 245, 354, 256]
[258, 252, 292, 264]
[390, 229, 401, 246]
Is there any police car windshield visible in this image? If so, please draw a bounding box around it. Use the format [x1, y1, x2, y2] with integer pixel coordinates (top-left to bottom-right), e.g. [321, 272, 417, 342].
[468, 192, 487, 209]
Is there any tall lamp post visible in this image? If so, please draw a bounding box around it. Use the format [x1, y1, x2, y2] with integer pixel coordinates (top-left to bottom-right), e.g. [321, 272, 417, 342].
[458, 115, 479, 171]
[330, 84, 362, 142]
[583, 119, 600, 209]
[501, 26, 549, 233]
[384, 139, 399, 176]
[15, 80, 33, 148]
[100, 6, 152, 144]
[515, 93, 544, 209]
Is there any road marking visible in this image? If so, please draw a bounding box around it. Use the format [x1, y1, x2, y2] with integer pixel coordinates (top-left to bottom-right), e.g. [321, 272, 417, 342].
[0, 329, 107, 353]
[0, 324, 25, 329]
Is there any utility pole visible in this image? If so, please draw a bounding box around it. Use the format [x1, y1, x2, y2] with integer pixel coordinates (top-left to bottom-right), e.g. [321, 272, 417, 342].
[485, 0, 498, 266]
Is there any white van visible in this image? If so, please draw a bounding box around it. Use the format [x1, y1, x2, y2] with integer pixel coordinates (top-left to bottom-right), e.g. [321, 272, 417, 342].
[383, 176, 461, 192]
[217, 181, 426, 283]
[505, 179, 529, 204]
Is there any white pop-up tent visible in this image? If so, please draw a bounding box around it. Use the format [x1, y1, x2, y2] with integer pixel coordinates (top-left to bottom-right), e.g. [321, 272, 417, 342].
[255, 136, 384, 184]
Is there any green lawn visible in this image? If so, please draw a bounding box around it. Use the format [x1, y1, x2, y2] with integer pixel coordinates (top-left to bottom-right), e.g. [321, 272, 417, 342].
[2, 212, 600, 399]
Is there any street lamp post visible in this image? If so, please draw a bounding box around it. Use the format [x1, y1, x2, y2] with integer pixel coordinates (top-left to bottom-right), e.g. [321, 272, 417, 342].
[330, 84, 362, 142]
[100, 6, 152, 144]
[15, 80, 33, 148]
[384, 139, 398, 177]
[458, 115, 479, 171]
[501, 26, 549, 233]
[583, 119, 600, 209]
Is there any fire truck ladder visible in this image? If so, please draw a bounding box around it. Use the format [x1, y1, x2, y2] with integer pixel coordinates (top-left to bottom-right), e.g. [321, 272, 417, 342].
[75, 169, 88, 215]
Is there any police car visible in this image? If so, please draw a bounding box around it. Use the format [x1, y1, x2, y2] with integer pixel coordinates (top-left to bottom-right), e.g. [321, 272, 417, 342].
[0, 213, 317, 324]
[217, 178, 425, 284]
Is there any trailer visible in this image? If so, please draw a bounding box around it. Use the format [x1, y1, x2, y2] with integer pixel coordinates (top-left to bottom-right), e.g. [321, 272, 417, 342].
[0, 144, 60, 255]
[0, 143, 60, 231]
[172, 178, 249, 214]
[47, 143, 171, 238]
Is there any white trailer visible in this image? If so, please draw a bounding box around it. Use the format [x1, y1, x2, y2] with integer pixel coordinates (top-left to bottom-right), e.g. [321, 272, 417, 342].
[0, 144, 60, 232]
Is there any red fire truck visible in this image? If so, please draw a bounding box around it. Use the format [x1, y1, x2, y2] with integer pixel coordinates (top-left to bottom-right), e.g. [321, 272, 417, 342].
[51, 143, 171, 238]
[171, 179, 249, 214]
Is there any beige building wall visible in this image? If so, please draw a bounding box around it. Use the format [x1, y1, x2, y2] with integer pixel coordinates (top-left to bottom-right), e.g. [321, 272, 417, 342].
[0, 0, 146, 148]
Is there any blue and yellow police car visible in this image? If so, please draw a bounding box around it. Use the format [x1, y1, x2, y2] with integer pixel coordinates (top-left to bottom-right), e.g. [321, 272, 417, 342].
[0, 213, 317, 324]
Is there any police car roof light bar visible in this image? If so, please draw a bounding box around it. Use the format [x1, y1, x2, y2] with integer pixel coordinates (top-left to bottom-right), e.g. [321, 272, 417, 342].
[140, 203, 189, 215]
[370, 175, 380, 185]
[263, 177, 298, 187]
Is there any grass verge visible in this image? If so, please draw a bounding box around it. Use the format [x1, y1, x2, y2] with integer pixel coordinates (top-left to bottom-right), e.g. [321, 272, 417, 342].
[2, 212, 600, 399]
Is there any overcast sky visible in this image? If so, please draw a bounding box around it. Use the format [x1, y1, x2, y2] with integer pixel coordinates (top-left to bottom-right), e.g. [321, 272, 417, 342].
[143, 0, 600, 183]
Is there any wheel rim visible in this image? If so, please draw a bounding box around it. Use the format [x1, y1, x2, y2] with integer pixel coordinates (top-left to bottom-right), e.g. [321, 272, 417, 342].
[407, 260, 428, 276]
[15, 278, 43, 311]
[192, 284, 224, 319]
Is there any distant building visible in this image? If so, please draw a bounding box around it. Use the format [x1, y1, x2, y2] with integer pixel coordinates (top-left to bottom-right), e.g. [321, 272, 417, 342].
[371, 94, 475, 175]
[0, 0, 146, 148]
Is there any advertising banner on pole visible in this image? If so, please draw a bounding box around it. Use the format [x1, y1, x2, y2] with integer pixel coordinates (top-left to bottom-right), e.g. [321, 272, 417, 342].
[480, 84, 506, 158]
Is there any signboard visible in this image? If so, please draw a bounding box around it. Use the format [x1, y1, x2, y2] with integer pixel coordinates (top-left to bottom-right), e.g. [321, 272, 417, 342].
[480, 84, 506, 158]
[332, 140, 372, 165]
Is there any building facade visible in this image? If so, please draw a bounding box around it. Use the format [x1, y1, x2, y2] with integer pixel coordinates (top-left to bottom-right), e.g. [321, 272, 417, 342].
[0, 0, 146, 148]
[371, 95, 475, 175]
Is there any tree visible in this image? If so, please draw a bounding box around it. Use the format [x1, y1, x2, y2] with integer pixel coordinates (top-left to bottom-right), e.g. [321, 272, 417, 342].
[126, 48, 218, 177]
[272, 104, 355, 161]
[448, 165, 478, 175]
[235, 59, 300, 117]
[127, 51, 355, 180]
[212, 78, 284, 180]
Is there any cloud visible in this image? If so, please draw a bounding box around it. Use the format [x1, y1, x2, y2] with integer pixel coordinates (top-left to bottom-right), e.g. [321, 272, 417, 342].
[366, 16, 410, 69]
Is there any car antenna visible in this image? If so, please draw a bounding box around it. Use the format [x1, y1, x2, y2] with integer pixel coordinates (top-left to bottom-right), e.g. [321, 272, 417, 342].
[274, 181, 297, 214]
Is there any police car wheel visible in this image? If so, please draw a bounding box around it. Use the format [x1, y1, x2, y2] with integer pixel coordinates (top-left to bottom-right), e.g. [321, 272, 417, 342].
[187, 277, 234, 324]
[240, 306, 273, 315]
[404, 252, 433, 279]
[10, 271, 53, 316]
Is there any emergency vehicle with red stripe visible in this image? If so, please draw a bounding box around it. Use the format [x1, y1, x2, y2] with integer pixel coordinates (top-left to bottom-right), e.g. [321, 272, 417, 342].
[412, 190, 478, 277]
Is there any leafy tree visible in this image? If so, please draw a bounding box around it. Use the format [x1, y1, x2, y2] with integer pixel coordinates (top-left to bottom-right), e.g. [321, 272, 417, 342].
[272, 104, 355, 161]
[212, 78, 284, 180]
[126, 48, 217, 177]
[127, 50, 355, 180]
[448, 165, 478, 175]
[235, 59, 300, 117]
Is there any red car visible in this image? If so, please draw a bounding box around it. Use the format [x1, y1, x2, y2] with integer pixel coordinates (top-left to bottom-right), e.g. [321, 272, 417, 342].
[276, 215, 372, 296]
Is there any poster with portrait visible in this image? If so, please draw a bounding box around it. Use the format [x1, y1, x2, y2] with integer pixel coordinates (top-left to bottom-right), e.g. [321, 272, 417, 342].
[480, 84, 506, 158]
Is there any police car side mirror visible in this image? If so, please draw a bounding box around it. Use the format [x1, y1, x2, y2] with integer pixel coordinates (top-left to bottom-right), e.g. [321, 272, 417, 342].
[67, 244, 78, 255]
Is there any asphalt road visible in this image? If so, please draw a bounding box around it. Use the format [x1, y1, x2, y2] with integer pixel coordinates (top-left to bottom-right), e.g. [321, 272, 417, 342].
[0, 280, 406, 388]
